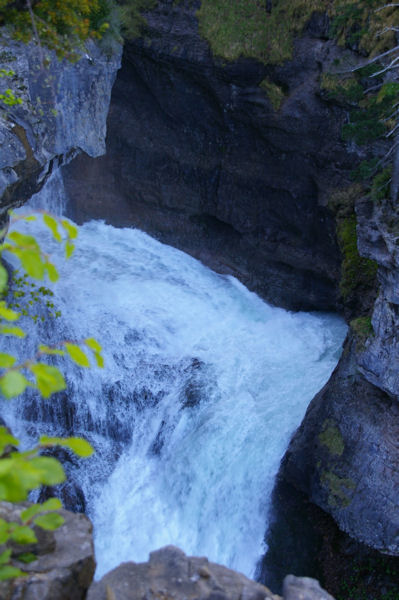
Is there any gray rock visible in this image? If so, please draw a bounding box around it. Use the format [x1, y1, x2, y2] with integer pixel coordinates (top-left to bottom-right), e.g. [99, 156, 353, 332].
[87, 545, 280, 600]
[280, 336, 399, 555]
[355, 196, 399, 398]
[0, 35, 122, 224]
[0, 501, 95, 600]
[62, 0, 364, 311]
[283, 575, 335, 600]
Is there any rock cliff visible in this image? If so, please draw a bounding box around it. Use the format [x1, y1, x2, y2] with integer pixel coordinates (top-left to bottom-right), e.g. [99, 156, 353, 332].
[58, 1, 399, 595]
[0, 35, 122, 228]
[61, 0, 362, 311]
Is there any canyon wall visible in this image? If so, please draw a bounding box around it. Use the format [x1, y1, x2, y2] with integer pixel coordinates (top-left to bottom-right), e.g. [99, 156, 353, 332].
[60, 0, 399, 592]
[61, 1, 361, 312]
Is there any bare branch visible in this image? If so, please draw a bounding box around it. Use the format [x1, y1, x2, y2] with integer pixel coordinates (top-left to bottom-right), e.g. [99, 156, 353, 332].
[375, 3, 399, 12]
[339, 44, 399, 74]
[387, 123, 399, 137]
[376, 26, 399, 36]
[371, 54, 399, 77]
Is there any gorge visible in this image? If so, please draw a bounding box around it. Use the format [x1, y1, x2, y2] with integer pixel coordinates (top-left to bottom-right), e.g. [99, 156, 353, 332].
[1, 1, 399, 599]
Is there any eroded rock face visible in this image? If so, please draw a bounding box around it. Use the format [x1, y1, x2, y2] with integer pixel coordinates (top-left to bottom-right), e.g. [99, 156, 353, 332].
[280, 337, 399, 555]
[274, 191, 399, 564]
[355, 196, 399, 398]
[0, 501, 95, 600]
[62, 0, 361, 311]
[0, 36, 122, 225]
[87, 545, 335, 600]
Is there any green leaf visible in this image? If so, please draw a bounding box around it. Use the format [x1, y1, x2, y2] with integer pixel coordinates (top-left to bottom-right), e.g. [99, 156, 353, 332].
[29, 364, 66, 398]
[40, 435, 93, 458]
[43, 214, 62, 242]
[85, 338, 102, 353]
[10, 525, 37, 545]
[0, 549, 11, 566]
[16, 553, 37, 564]
[0, 426, 19, 454]
[34, 512, 64, 531]
[19, 250, 45, 280]
[65, 343, 90, 368]
[38, 345, 65, 357]
[21, 504, 42, 524]
[0, 565, 26, 580]
[63, 437, 93, 458]
[0, 371, 28, 399]
[7, 232, 40, 250]
[61, 219, 78, 240]
[65, 240, 75, 259]
[45, 262, 59, 283]
[29, 457, 65, 486]
[0, 265, 8, 294]
[0, 303, 19, 322]
[40, 497, 62, 511]
[0, 520, 10, 544]
[20, 500, 62, 524]
[0, 353, 16, 368]
[94, 352, 104, 368]
[0, 326, 26, 338]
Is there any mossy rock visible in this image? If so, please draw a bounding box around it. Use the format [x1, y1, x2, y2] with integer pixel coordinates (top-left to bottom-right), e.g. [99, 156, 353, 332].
[196, 0, 399, 67]
[259, 78, 285, 110]
[319, 419, 345, 457]
[337, 215, 377, 302]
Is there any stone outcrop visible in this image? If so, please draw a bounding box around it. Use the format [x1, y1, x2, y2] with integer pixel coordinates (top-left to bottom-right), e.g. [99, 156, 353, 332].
[61, 0, 363, 312]
[0, 35, 122, 227]
[271, 192, 399, 585]
[87, 545, 335, 600]
[0, 501, 95, 600]
[281, 336, 399, 554]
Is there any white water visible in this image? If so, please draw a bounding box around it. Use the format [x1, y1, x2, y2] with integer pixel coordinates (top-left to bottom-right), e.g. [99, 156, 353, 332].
[1, 173, 347, 579]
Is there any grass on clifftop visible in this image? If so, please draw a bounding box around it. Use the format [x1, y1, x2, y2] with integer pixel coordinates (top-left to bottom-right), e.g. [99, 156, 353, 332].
[196, 0, 399, 65]
[196, 0, 328, 65]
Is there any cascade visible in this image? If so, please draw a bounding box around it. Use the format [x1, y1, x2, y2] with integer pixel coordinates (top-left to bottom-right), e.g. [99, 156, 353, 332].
[0, 172, 347, 579]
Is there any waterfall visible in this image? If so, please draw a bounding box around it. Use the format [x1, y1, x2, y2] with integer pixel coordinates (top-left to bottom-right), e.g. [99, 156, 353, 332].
[0, 173, 347, 580]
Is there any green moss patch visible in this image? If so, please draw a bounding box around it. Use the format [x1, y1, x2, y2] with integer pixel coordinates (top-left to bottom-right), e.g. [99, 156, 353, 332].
[196, 0, 329, 65]
[351, 315, 374, 350]
[337, 215, 377, 301]
[319, 420, 345, 457]
[260, 78, 285, 110]
[321, 471, 356, 508]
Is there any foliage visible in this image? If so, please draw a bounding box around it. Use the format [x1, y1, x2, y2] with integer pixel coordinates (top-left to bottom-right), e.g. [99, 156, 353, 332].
[0, 212, 103, 579]
[320, 73, 363, 106]
[196, 0, 329, 65]
[114, 0, 156, 40]
[0, 0, 112, 60]
[195, 0, 399, 66]
[0, 67, 21, 107]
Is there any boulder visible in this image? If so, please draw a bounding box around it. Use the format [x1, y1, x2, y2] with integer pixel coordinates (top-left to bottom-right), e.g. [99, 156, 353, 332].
[0, 501, 95, 600]
[87, 545, 335, 600]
